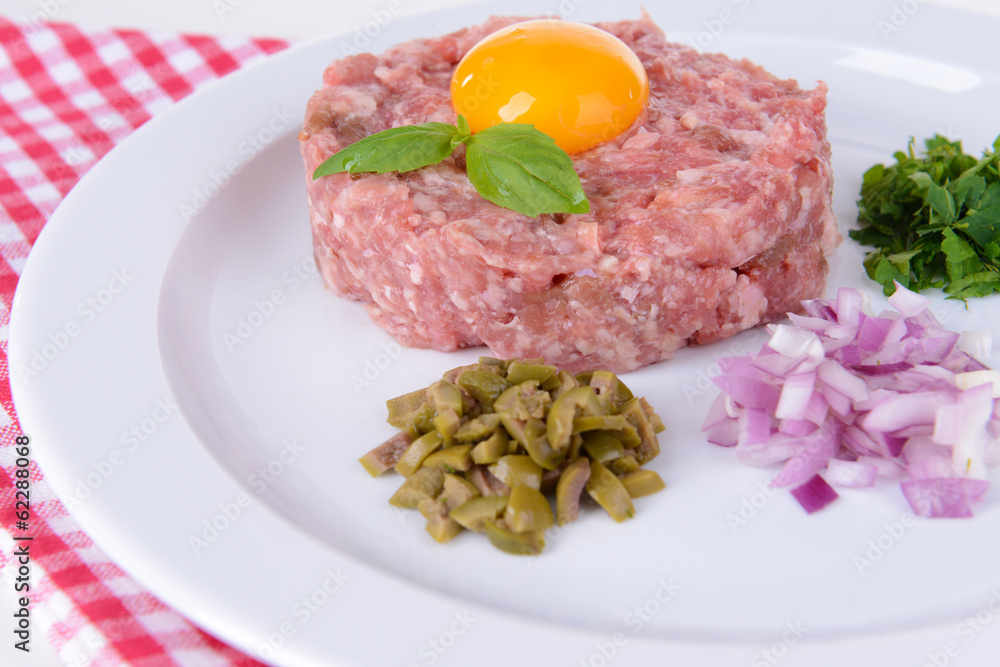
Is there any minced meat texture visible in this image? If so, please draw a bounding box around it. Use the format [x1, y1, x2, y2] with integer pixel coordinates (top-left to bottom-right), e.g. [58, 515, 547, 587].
[299, 15, 840, 372]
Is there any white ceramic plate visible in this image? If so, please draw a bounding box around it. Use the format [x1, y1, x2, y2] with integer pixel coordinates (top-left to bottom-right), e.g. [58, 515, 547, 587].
[12, 1, 1000, 665]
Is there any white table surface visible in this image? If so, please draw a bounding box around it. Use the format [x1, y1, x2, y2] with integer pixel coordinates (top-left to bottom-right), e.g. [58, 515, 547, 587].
[2, 0, 998, 665]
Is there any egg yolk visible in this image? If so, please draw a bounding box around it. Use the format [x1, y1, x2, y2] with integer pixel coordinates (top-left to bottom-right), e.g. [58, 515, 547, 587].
[451, 20, 649, 155]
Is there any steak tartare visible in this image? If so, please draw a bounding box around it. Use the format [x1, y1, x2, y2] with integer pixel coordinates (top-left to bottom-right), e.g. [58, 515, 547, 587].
[299, 15, 839, 372]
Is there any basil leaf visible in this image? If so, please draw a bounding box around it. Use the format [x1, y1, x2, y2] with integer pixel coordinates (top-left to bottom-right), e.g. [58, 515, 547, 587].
[313, 122, 459, 178]
[464, 123, 589, 218]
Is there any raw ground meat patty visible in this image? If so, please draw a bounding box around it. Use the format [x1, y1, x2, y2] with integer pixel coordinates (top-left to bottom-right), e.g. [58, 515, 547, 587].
[299, 15, 840, 373]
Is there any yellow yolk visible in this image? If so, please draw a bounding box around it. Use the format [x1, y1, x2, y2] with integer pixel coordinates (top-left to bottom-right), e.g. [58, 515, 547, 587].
[450, 20, 649, 155]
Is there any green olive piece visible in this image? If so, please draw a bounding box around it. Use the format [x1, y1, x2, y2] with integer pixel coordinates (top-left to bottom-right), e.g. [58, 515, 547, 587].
[418, 498, 464, 543]
[457, 370, 511, 411]
[620, 398, 660, 464]
[471, 429, 509, 465]
[449, 496, 508, 532]
[439, 473, 480, 511]
[556, 457, 591, 525]
[408, 402, 437, 434]
[433, 408, 463, 445]
[454, 413, 503, 443]
[489, 455, 542, 490]
[504, 485, 554, 533]
[506, 360, 558, 385]
[586, 461, 635, 523]
[389, 467, 445, 508]
[494, 381, 551, 421]
[573, 415, 628, 433]
[428, 380, 464, 417]
[395, 431, 444, 477]
[521, 418, 566, 470]
[386, 388, 428, 428]
[610, 455, 640, 475]
[588, 370, 621, 414]
[639, 397, 666, 433]
[548, 370, 581, 399]
[478, 356, 509, 375]
[359, 425, 418, 477]
[422, 445, 473, 473]
[547, 386, 603, 453]
[582, 431, 625, 464]
[619, 469, 666, 498]
[484, 519, 545, 556]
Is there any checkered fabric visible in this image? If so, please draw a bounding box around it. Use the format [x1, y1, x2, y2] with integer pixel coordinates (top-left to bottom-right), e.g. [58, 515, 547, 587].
[0, 16, 288, 666]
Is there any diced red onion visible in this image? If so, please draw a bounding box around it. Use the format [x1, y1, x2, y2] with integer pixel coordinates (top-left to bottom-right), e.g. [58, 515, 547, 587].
[702, 283, 998, 517]
[790, 474, 840, 514]
[825, 459, 878, 488]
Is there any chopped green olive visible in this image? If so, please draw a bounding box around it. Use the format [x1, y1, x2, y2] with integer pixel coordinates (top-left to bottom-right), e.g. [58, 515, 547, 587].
[588, 370, 621, 414]
[389, 467, 445, 508]
[547, 386, 602, 453]
[439, 473, 480, 511]
[433, 408, 463, 445]
[454, 413, 503, 443]
[556, 457, 591, 525]
[619, 469, 666, 498]
[471, 429, 509, 465]
[521, 418, 566, 470]
[418, 498, 464, 543]
[620, 398, 660, 464]
[504, 485, 554, 533]
[450, 496, 508, 532]
[610, 455, 640, 475]
[359, 425, 418, 477]
[582, 431, 625, 463]
[395, 431, 443, 477]
[494, 381, 551, 421]
[484, 519, 545, 556]
[489, 455, 542, 490]
[428, 380, 464, 417]
[639, 397, 666, 433]
[573, 415, 628, 433]
[457, 370, 510, 411]
[586, 461, 635, 522]
[369, 356, 665, 555]
[506, 360, 558, 385]
[386, 388, 428, 428]
[422, 445, 473, 473]
[408, 402, 437, 434]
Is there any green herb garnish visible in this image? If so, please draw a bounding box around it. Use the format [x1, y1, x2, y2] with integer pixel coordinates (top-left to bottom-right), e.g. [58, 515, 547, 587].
[312, 115, 589, 218]
[851, 134, 1000, 299]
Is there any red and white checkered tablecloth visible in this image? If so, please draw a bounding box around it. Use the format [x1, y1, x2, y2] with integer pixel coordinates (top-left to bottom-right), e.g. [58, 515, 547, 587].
[0, 16, 289, 666]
